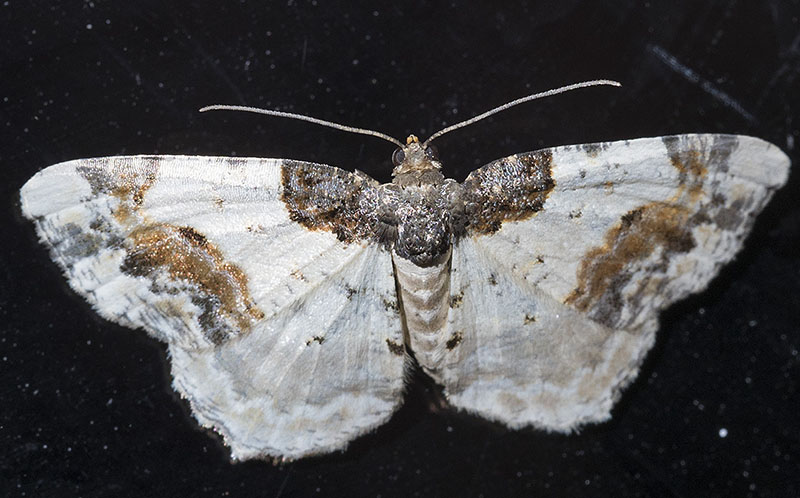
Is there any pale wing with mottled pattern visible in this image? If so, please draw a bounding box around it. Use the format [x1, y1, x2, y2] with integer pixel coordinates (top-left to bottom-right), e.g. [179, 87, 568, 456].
[473, 134, 789, 330]
[20, 155, 407, 459]
[436, 134, 789, 430]
[434, 236, 646, 430]
[169, 242, 405, 460]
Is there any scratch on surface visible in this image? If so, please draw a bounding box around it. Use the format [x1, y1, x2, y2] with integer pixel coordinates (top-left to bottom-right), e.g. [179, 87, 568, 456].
[649, 44, 757, 124]
[756, 31, 800, 109]
[301, 37, 308, 70]
[274, 465, 293, 498]
[173, 19, 247, 105]
[99, 44, 181, 115]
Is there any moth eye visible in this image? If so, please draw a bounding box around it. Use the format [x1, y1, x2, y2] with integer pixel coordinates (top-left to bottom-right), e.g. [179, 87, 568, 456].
[425, 144, 439, 161]
[392, 148, 406, 166]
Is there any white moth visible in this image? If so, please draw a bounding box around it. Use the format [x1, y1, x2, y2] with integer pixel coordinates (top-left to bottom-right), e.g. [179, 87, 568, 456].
[20, 81, 790, 461]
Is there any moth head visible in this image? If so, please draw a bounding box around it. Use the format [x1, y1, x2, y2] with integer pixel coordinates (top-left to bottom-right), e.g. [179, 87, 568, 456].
[391, 135, 442, 184]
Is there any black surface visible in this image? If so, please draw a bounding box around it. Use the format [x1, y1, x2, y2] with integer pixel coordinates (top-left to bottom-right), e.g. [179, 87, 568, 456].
[2, 2, 799, 497]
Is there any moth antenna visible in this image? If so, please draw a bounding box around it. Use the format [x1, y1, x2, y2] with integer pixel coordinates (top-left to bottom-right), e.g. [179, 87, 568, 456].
[199, 104, 404, 147]
[422, 79, 622, 145]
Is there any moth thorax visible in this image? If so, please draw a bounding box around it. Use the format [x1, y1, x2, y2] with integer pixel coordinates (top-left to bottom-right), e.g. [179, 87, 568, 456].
[392, 248, 451, 370]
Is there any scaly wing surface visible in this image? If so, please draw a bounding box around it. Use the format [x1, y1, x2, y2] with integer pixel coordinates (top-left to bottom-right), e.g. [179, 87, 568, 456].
[21, 155, 406, 459]
[436, 134, 789, 429]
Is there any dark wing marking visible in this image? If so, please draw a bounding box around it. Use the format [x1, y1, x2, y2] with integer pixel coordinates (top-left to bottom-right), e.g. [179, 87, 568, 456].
[461, 150, 556, 235]
[280, 160, 381, 243]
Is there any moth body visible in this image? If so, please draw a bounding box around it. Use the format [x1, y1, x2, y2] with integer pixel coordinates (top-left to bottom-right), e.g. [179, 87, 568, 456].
[384, 136, 467, 372]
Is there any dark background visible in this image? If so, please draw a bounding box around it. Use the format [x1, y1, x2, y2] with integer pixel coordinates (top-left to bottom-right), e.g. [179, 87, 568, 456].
[2, 1, 799, 497]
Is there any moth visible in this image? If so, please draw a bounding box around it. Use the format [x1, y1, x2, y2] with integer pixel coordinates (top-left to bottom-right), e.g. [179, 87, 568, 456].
[20, 81, 790, 461]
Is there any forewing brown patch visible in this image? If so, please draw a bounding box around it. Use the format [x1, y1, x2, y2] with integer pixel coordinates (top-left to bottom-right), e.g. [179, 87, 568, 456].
[463, 150, 556, 235]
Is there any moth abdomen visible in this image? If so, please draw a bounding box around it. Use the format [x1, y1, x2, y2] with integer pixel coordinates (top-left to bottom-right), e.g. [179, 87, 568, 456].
[392, 248, 452, 371]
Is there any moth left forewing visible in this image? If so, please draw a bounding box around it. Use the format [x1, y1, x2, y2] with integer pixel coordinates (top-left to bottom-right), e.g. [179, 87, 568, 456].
[22, 156, 378, 348]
